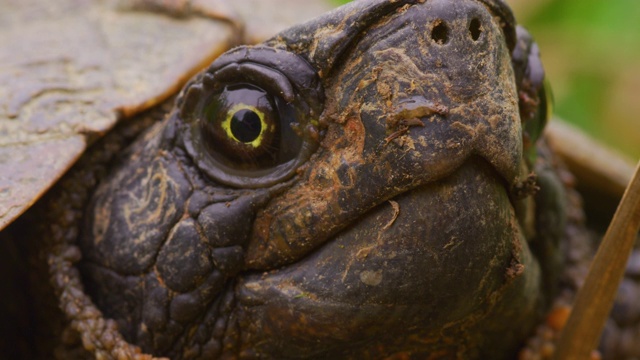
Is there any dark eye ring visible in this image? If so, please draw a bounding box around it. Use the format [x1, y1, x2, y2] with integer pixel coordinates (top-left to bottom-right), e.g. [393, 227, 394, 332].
[178, 46, 324, 188]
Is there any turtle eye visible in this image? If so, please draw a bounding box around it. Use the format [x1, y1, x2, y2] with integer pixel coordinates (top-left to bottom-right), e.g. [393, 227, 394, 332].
[199, 84, 302, 169]
[179, 46, 324, 188]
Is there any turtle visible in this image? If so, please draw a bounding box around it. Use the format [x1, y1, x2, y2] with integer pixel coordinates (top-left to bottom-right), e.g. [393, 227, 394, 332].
[0, 0, 639, 359]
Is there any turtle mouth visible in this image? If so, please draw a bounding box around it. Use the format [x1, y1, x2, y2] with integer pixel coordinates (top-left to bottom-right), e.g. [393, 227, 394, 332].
[244, 106, 523, 271]
[235, 156, 528, 357]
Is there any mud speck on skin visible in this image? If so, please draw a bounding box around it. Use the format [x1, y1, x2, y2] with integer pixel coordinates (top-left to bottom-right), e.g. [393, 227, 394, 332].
[360, 270, 383, 286]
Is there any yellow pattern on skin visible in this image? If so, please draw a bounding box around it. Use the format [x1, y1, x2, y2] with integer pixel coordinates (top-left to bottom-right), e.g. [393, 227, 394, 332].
[121, 159, 180, 249]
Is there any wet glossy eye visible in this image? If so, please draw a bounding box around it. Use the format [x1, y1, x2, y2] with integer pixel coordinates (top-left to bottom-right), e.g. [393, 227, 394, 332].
[199, 84, 302, 168]
[179, 46, 324, 188]
[513, 26, 551, 164]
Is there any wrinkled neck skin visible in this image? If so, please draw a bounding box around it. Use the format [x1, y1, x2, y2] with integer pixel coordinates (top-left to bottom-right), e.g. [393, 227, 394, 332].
[77, 0, 561, 359]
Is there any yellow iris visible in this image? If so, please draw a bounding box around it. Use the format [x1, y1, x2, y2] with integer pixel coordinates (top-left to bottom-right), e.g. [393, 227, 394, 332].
[221, 104, 268, 148]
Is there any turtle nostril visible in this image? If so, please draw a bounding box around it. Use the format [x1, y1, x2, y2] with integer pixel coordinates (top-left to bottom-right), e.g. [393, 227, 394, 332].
[469, 18, 482, 41]
[431, 20, 449, 45]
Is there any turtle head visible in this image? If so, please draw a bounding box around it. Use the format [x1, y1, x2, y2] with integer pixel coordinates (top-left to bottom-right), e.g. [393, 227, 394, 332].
[78, 0, 555, 358]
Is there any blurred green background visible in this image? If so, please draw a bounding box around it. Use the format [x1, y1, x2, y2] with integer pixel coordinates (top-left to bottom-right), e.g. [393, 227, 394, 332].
[331, 0, 640, 159]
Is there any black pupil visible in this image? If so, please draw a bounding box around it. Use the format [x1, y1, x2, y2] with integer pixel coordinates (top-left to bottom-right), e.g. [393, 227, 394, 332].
[230, 109, 262, 143]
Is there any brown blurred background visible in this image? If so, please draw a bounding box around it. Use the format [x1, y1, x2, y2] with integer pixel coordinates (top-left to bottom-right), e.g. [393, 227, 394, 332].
[333, 0, 640, 159]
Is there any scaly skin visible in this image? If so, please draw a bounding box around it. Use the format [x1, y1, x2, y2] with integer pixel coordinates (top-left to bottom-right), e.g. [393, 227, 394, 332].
[75, 1, 552, 358]
[3, 0, 639, 359]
